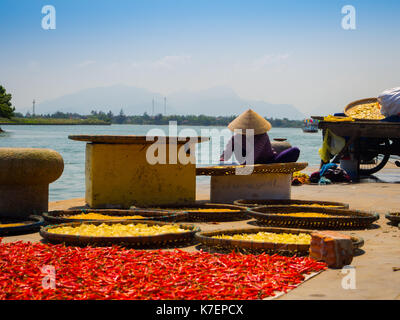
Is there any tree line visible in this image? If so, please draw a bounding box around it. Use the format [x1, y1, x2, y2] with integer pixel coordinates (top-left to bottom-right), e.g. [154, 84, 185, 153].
[1, 84, 303, 128]
[15, 109, 303, 127]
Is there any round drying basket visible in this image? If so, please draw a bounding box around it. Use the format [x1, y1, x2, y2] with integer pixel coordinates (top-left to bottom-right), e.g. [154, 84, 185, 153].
[42, 209, 187, 225]
[234, 199, 349, 209]
[385, 213, 400, 225]
[134, 203, 249, 222]
[40, 220, 200, 248]
[195, 227, 364, 255]
[344, 97, 382, 120]
[196, 162, 308, 176]
[0, 215, 44, 236]
[247, 206, 379, 230]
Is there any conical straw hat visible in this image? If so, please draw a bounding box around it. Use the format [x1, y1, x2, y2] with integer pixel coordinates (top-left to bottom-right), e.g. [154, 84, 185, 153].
[228, 109, 272, 134]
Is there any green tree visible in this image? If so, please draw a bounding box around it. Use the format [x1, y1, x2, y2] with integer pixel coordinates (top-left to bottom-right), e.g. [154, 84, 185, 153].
[0, 85, 15, 119]
[114, 109, 127, 124]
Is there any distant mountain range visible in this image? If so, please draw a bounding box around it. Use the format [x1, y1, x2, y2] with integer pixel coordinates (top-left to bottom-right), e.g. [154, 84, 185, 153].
[33, 85, 305, 120]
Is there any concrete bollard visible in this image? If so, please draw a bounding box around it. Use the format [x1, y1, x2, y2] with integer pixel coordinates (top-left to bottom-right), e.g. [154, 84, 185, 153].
[0, 148, 64, 218]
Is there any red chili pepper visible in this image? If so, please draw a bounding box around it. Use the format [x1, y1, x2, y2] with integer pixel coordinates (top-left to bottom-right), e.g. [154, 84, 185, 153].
[0, 238, 326, 300]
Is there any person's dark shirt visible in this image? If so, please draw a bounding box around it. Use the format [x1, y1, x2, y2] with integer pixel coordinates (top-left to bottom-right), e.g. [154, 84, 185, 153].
[220, 133, 276, 164]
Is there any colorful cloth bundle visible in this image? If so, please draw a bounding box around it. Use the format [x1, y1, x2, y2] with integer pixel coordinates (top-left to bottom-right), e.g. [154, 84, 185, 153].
[291, 171, 310, 186]
[310, 163, 351, 185]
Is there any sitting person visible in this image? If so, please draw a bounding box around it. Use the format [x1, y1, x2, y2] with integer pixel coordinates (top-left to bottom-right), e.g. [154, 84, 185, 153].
[220, 109, 300, 165]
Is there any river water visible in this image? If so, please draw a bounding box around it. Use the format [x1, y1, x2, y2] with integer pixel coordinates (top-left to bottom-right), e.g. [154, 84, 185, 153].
[0, 125, 322, 201]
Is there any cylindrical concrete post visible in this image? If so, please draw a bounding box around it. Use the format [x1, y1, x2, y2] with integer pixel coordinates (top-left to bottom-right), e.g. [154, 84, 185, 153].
[0, 148, 64, 218]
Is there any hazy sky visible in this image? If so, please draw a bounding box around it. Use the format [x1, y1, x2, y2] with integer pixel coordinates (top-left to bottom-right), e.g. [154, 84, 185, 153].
[1, 0, 399, 116]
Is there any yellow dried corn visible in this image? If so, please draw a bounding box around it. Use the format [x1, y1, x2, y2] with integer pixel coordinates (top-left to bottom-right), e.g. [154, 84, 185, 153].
[275, 212, 336, 218]
[0, 223, 26, 228]
[214, 232, 311, 244]
[290, 204, 341, 208]
[64, 213, 145, 220]
[347, 102, 384, 120]
[48, 223, 186, 237]
[158, 208, 240, 212]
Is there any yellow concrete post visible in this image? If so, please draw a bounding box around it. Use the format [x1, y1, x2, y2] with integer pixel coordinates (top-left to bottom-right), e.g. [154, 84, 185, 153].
[69, 135, 207, 209]
[85, 143, 195, 208]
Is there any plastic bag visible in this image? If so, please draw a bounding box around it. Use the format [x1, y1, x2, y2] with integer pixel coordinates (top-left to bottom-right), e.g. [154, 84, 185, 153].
[378, 87, 400, 117]
[318, 130, 346, 162]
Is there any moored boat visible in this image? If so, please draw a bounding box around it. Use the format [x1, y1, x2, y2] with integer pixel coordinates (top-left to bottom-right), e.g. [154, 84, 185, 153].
[302, 118, 319, 133]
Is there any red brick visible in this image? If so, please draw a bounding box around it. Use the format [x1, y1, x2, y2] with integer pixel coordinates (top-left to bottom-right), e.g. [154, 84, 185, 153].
[309, 231, 354, 268]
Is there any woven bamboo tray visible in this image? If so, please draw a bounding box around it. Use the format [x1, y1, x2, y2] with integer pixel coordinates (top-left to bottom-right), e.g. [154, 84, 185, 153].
[69, 135, 209, 144]
[42, 209, 187, 224]
[0, 215, 44, 236]
[344, 97, 382, 120]
[196, 162, 308, 176]
[385, 213, 400, 225]
[134, 203, 248, 222]
[195, 227, 364, 255]
[40, 220, 200, 247]
[247, 206, 379, 230]
[234, 199, 349, 209]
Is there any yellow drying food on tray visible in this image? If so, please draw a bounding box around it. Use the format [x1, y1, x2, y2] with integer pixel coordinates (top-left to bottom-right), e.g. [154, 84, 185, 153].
[48, 223, 186, 237]
[214, 232, 311, 245]
[161, 208, 240, 212]
[0, 222, 26, 228]
[323, 115, 354, 122]
[290, 204, 341, 208]
[186, 208, 240, 212]
[346, 102, 385, 120]
[275, 212, 336, 218]
[64, 213, 145, 220]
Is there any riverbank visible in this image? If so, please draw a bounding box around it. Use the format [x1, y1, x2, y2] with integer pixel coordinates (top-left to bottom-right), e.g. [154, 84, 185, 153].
[0, 117, 111, 125]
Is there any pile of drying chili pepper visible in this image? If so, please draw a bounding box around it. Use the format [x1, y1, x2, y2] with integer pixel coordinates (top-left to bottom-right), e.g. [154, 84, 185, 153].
[0, 239, 326, 300]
